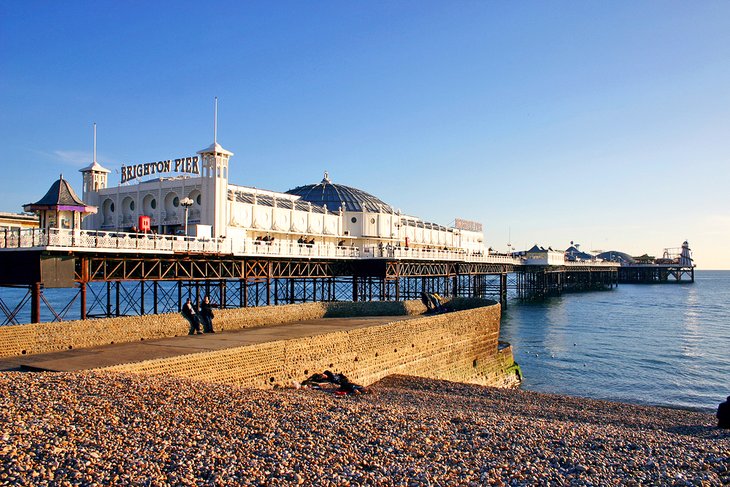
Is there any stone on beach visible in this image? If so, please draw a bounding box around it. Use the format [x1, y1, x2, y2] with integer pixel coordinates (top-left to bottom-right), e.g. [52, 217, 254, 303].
[0, 371, 727, 486]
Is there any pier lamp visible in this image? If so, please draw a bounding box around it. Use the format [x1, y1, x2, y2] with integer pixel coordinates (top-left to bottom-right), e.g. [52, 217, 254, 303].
[180, 197, 194, 236]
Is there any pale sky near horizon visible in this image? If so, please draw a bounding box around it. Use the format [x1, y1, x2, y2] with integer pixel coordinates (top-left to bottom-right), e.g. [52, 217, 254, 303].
[1, 1, 728, 268]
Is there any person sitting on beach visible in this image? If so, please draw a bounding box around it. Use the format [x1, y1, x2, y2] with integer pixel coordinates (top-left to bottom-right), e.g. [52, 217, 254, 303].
[199, 295, 215, 334]
[718, 396, 730, 429]
[182, 298, 202, 335]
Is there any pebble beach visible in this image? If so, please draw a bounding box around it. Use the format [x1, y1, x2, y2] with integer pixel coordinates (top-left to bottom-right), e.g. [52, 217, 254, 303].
[0, 371, 728, 486]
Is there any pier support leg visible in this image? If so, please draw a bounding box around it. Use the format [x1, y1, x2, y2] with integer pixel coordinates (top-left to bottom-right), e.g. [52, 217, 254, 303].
[115, 281, 120, 317]
[352, 276, 358, 302]
[266, 276, 271, 306]
[153, 281, 158, 314]
[31, 282, 41, 324]
[177, 282, 182, 311]
[500, 273, 508, 309]
[106, 281, 112, 317]
[80, 282, 87, 320]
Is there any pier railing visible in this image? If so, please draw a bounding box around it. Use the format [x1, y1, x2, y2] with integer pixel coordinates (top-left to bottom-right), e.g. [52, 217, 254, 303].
[0, 228, 536, 264]
[361, 245, 520, 264]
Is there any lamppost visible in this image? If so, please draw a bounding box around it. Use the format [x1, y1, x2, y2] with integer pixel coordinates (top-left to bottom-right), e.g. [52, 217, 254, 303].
[180, 197, 194, 236]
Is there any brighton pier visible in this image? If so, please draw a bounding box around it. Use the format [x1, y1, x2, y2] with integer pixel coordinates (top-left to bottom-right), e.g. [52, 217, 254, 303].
[0, 117, 694, 326]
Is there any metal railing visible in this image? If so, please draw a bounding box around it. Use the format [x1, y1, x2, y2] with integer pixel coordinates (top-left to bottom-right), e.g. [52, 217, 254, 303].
[361, 245, 521, 264]
[563, 260, 620, 268]
[0, 228, 623, 267]
[0, 228, 363, 260]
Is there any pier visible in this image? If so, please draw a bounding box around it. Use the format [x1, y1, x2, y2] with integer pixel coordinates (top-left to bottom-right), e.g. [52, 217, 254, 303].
[0, 227, 623, 324]
[0, 120, 693, 325]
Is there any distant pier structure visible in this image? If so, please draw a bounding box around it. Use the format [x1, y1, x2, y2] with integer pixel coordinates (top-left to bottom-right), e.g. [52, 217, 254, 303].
[617, 241, 695, 284]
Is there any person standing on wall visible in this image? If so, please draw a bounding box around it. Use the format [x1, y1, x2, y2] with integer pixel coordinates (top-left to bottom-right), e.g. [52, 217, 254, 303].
[199, 295, 215, 334]
[182, 298, 202, 335]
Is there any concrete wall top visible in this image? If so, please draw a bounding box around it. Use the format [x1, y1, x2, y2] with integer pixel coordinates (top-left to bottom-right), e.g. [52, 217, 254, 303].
[0, 298, 498, 359]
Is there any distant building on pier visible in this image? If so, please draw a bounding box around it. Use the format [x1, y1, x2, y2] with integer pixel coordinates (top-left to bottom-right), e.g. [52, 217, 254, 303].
[0, 212, 38, 231]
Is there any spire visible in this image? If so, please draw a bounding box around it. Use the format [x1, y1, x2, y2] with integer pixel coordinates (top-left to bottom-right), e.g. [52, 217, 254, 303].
[198, 97, 233, 156]
[79, 123, 110, 174]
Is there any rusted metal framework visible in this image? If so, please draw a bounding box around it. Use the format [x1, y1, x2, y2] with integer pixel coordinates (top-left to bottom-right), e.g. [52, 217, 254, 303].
[0, 250, 618, 325]
[618, 265, 694, 284]
[515, 266, 618, 300]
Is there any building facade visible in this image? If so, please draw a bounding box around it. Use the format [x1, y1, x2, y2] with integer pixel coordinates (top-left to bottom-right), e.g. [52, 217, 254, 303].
[78, 137, 487, 255]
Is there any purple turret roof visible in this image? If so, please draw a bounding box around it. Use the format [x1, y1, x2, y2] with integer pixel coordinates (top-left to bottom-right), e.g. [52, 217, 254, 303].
[23, 175, 96, 214]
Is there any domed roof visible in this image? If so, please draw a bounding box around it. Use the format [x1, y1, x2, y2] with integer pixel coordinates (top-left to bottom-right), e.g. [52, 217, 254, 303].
[286, 172, 394, 213]
[595, 250, 635, 264]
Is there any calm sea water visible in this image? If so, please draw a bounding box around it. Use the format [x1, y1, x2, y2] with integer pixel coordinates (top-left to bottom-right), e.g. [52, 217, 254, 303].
[499, 270, 730, 412]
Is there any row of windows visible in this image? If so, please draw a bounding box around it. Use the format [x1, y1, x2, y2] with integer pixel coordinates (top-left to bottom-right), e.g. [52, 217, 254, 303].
[104, 194, 202, 214]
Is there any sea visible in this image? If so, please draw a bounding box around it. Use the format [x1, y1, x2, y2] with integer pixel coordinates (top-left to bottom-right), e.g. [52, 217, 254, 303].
[1, 270, 727, 412]
[499, 270, 730, 413]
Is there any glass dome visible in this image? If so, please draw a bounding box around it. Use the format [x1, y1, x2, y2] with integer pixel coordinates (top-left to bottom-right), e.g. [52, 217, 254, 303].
[286, 172, 394, 213]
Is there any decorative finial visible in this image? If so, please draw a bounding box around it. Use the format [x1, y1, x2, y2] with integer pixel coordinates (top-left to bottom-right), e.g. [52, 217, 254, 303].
[93, 122, 97, 163]
[214, 97, 218, 145]
[322, 170, 331, 184]
[60, 173, 64, 180]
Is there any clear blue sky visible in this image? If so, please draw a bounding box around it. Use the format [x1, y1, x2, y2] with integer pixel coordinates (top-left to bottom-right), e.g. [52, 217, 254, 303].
[1, 1, 728, 268]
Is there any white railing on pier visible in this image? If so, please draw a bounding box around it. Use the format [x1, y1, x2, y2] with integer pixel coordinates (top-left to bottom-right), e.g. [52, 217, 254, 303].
[360, 245, 521, 264]
[564, 260, 620, 268]
[0, 227, 561, 266]
[0, 228, 363, 260]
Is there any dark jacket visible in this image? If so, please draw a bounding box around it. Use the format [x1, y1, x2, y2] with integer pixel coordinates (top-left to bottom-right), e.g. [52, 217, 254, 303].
[200, 302, 214, 319]
[182, 302, 196, 319]
[718, 397, 730, 429]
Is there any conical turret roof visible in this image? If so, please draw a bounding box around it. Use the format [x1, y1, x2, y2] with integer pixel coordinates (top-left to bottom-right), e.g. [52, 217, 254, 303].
[24, 175, 96, 213]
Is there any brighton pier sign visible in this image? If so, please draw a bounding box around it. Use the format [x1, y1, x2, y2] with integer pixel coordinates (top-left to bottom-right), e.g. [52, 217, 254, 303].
[120, 156, 200, 184]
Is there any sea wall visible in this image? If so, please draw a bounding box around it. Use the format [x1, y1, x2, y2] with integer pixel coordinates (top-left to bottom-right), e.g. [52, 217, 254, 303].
[0, 299, 520, 389]
[0, 300, 424, 359]
[100, 299, 519, 389]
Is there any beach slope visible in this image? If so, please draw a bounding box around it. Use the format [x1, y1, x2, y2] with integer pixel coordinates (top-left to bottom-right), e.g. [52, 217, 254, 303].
[0, 372, 727, 485]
